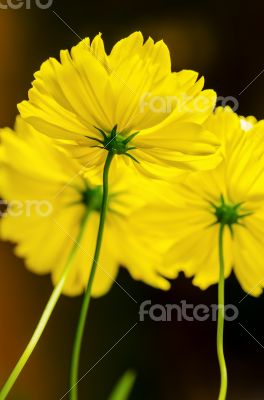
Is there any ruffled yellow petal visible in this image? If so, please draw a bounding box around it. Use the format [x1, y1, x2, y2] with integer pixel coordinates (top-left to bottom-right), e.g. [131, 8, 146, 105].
[165, 223, 233, 289]
[109, 32, 144, 68]
[18, 32, 219, 177]
[233, 220, 264, 296]
[155, 107, 264, 295]
[133, 122, 222, 175]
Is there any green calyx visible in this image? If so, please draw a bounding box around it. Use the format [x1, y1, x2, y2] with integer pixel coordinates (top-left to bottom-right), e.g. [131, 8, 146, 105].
[82, 186, 103, 212]
[210, 194, 253, 234]
[81, 185, 121, 215]
[87, 125, 140, 163]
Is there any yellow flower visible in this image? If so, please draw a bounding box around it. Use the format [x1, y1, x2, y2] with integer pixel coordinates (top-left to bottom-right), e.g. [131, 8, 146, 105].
[0, 118, 172, 296]
[133, 107, 264, 296]
[18, 32, 221, 180]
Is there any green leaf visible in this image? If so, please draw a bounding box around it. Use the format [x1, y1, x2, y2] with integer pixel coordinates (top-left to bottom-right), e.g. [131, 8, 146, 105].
[109, 370, 136, 400]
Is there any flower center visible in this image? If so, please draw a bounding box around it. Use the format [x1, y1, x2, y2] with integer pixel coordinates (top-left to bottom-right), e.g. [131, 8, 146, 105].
[82, 186, 103, 212]
[104, 132, 128, 154]
[210, 195, 252, 233]
[81, 186, 122, 216]
[87, 125, 140, 163]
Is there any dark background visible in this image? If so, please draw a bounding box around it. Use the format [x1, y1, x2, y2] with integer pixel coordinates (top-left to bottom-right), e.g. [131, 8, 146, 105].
[1, 1, 264, 399]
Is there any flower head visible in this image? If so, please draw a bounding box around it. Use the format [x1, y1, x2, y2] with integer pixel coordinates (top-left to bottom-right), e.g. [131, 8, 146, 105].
[133, 107, 264, 296]
[0, 118, 172, 296]
[18, 32, 221, 180]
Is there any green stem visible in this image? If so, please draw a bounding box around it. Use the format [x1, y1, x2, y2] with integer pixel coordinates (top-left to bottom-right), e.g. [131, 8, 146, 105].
[217, 224, 227, 400]
[69, 151, 114, 400]
[0, 209, 90, 400]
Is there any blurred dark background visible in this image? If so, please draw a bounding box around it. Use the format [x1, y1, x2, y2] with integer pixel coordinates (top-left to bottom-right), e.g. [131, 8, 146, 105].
[1, 1, 264, 399]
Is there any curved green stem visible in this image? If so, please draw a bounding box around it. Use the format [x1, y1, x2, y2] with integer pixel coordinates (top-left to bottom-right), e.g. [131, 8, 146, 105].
[0, 210, 90, 400]
[69, 151, 114, 400]
[217, 223, 227, 400]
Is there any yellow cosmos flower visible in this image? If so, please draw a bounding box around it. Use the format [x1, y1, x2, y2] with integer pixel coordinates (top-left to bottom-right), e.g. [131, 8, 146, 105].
[151, 106, 264, 296]
[18, 32, 221, 179]
[0, 118, 172, 297]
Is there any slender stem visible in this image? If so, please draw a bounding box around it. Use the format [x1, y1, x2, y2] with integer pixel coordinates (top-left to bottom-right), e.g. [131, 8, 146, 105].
[69, 151, 114, 400]
[0, 210, 90, 400]
[217, 223, 228, 400]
